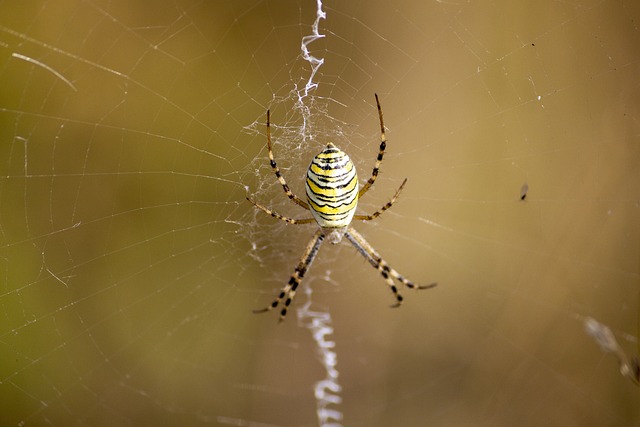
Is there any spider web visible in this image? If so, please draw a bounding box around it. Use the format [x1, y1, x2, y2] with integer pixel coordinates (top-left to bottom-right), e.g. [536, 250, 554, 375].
[1, 0, 639, 426]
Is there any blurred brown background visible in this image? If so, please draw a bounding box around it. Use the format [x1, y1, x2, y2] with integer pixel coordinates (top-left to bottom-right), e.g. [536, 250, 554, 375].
[0, 0, 638, 425]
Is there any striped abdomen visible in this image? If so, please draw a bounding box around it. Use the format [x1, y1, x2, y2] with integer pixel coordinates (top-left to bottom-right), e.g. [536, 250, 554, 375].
[306, 143, 358, 229]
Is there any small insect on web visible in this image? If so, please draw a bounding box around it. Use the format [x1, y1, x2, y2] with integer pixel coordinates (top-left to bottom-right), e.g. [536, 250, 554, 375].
[247, 94, 437, 322]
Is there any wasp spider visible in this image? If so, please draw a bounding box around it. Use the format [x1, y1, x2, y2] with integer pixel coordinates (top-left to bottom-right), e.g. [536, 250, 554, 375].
[248, 94, 436, 322]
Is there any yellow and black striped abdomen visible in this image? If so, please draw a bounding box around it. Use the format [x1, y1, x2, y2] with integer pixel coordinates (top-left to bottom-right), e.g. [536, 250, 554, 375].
[306, 143, 358, 229]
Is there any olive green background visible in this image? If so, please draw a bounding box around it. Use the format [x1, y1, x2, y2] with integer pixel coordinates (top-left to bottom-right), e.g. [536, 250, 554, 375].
[0, 0, 638, 425]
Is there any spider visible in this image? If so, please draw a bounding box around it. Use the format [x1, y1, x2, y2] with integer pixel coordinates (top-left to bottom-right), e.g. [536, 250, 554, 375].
[248, 94, 436, 322]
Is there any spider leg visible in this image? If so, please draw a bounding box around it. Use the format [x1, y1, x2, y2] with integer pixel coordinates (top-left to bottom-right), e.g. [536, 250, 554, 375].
[354, 178, 407, 222]
[253, 229, 325, 322]
[344, 228, 436, 307]
[266, 109, 310, 210]
[247, 197, 315, 225]
[358, 93, 387, 199]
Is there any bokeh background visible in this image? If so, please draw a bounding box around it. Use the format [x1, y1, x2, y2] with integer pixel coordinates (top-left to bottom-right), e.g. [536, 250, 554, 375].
[0, 0, 638, 425]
